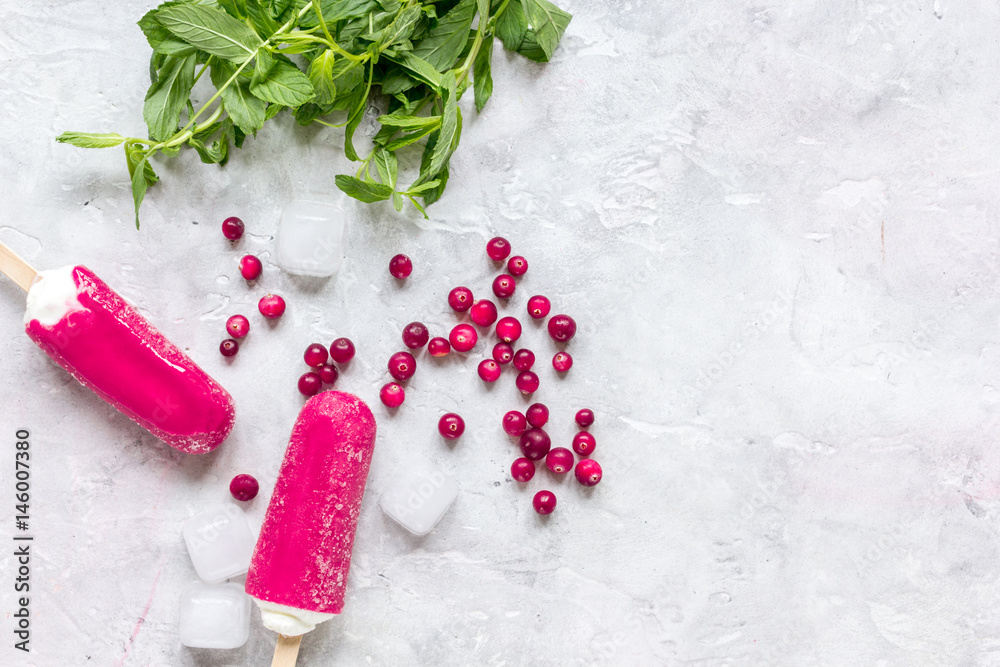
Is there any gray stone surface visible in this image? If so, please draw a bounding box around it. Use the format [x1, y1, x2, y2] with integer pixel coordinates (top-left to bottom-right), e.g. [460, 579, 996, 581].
[2, 0, 999, 664]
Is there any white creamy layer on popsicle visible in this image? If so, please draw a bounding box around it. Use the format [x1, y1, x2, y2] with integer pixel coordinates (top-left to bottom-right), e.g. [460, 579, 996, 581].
[252, 598, 334, 636]
[23, 265, 81, 326]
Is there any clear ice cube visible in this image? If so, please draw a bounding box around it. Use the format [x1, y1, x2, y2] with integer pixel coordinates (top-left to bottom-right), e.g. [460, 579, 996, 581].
[178, 581, 250, 649]
[275, 199, 346, 277]
[182, 505, 255, 583]
[380, 460, 459, 535]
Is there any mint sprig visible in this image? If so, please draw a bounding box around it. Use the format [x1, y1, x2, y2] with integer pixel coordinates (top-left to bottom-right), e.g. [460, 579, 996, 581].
[57, 0, 572, 227]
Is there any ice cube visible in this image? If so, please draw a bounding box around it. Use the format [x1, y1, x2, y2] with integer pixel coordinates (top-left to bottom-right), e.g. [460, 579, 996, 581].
[380, 460, 459, 535]
[178, 581, 250, 649]
[275, 199, 346, 277]
[182, 505, 255, 583]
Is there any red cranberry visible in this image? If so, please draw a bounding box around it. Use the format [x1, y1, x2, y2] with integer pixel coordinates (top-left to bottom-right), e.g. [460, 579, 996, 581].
[548, 314, 577, 342]
[239, 254, 262, 280]
[303, 343, 328, 368]
[575, 408, 595, 428]
[329, 337, 355, 364]
[226, 314, 249, 339]
[388, 351, 417, 381]
[470, 299, 498, 327]
[492, 342, 514, 365]
[298, 372, 322, 396]
[258, 294, 286, 319]
[511, 458, 535, 482]
[516, 371, 540, 395]
[318, 363, 339, 384]
[495, 317, 522, 344]
[448, 286, 474, 312]
[380, 382, 405, 408]
[507, 255, 528, 277]
[512, 349, 535, 371]
[526, 403, 549, 428]
[552, 351, 573, 372]
[518, 428, 551, 460]
[389, 254, 412, 279]
[428, 337, 451, 357]
[575, 459, 602, 487]
[492, 274, 516, 299]
[527, 295, 551, 319]
[478, 359, 501, 382]
[221, 216, 244, 240]
[219, 339, 239, 357]
[449, 324, 478, 352]
[229, 474, 259, 501]
[487, 236, 512, 261]
[402, 322, 430, 349]
[503, 410, 528, 437]
[438, 413, 465, 440]
[532, 490, 556, 514]
[572, 431, 596, 456]
[545, 447, 574, 474]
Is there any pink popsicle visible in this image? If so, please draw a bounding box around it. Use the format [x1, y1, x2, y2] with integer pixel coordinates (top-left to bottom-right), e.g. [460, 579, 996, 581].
[24, 265, 235, 454]
[246, 391, 377, 621]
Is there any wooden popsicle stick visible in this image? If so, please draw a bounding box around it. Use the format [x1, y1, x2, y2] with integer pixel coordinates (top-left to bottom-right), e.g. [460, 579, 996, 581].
[0, 240, 37, 293]
[271, 634, 302, 667]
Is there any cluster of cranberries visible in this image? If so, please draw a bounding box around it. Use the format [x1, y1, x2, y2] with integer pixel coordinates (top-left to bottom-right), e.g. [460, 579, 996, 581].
[380, 239, 600, 516]
[506, 405, 603, 515]
[218, 217, 287, 358]
[296, 337, 356, 396]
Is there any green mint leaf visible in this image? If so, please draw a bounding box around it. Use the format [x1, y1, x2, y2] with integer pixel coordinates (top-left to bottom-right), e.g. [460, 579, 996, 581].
[211, 60, 267, 135]
[373, 149, 398, 187]
[251, 49, 276, 88]
[368, 5, 422, 49]
[404, 179, 441, 195]
[217, 0, 248, 19]
[56, 132, 127, 149]
[377, 112, 441, 130]
[387, 51, 444, 91]
[378, 67, 419, 95]
[246, 0, 281, 37]
[411, 0, 476, 71]
[427, 76, 458, 179]
[342, 86, 368, 161]
[392, 191, 404, 212]
[143, 53, 197, 141]
[130, 155, 158, 229]
[293, 103, 324, 125]
[515, 28, 548, 62]
[406, 194, 429, 218]
[330, 59, 365, 104]
[263, 102, 285, 121]
[250, 59, 315, 106]
[308, 50, 338, 106]
[495, 0, 527, 51]
[473, 35, 494, 111]
[384, 125, 437, 151]
[156, 4, 262, 62]
[335, 175, 393, 202]
[522, 0, 570, 60]
[301, 0, 380, 27]
[138, 7, 197, 56]
[422, 163, 449, 205]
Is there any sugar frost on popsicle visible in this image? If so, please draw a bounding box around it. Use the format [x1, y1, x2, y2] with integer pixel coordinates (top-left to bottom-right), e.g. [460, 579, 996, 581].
[246, 390, 377, 661]
[1, 242, 235, 453]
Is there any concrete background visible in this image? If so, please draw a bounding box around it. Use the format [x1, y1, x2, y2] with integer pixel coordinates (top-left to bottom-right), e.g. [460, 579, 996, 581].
[2, 0, 999, 664]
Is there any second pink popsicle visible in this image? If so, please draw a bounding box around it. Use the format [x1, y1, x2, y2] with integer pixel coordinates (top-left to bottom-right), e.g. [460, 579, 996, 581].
[246, 391, 377, 634]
